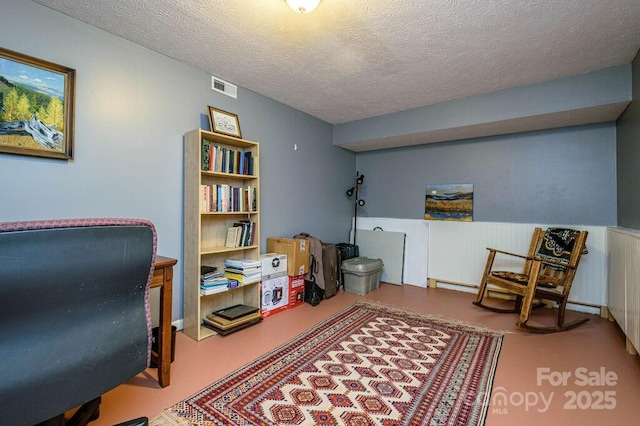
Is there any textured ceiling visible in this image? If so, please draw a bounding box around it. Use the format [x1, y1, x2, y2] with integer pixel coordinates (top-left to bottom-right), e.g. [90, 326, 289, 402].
[33, 0, 640, 125]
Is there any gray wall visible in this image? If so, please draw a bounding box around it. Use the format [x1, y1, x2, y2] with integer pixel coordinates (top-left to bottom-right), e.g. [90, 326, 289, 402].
[355, 123, 617, 226]
[335, 65, 631, 151]
[617, 50, 640, 229]
[235, 94, 355, 242]
[0, 0, 355, 321]
[0, 0, 634, 322]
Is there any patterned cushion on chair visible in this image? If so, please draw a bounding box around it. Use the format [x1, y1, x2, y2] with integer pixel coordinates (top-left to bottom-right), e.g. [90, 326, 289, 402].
[491, 271, 528, 283]
[490, 270, 557, 288]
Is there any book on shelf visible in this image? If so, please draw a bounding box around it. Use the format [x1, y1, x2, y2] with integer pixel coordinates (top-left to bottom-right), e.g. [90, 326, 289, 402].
[200, 285, 228, 296]
[223, 265, 260, 274]
[224, 258, 260, 269]
[248, 220, 256, 244]
[201, 314, 262, 335]
[225, 226, 241, 248]
[201, 265, 217, 275]
[232, 220, 254, 246]
[204, 311, 261, 329]
[220, 184, 229, 212]
[213, 184, 219, 212]
[200, 184, 209, 213]
[211, 304, 259, 320]
[200, 278, 239, 295]
[201, 139, 211, 171]
[201, 274, 229, 285]
[201, 278, 226, 287]
[201, 140, 254, 176]
[235, 226, 243, 247]
[200, 266, 224, 283]
[224, 272, 261, 285]
[201, 264, 237, 290]
[224, 258, 261, 285]
[203, 304, 262, 335]
[233, 222, 246, 247]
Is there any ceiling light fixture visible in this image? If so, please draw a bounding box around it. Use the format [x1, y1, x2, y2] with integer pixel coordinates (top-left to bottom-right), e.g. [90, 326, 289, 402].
[285, 0, 321, 14]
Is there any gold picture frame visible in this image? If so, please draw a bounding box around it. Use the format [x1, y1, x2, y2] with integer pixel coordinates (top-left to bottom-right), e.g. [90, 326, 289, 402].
[208, 106, 242, 139]
[0, 47, 75, 160]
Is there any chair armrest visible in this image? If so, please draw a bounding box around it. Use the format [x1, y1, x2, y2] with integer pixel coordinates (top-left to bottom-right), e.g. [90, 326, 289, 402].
[533, 255, 575, 269]
[486, 247, 531, 260]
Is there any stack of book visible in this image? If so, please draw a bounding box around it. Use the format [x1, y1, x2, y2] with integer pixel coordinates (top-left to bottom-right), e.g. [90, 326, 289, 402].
[202, 304, 262, 335]
[200, 266, 239, 296]
[224, 220, 255, 248]
[224, 258, 261, 285]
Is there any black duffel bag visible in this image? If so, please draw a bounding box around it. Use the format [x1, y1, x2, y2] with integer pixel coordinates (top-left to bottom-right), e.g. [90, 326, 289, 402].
[304, 278, 324, 306]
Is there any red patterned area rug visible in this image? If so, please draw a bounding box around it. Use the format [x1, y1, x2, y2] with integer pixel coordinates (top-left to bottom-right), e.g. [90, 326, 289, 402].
[152, 301, 503, 426]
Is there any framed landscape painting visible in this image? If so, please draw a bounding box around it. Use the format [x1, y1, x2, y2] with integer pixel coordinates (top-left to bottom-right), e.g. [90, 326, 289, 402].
[425, 183, 474, 221]
[0, 47, 75, 160]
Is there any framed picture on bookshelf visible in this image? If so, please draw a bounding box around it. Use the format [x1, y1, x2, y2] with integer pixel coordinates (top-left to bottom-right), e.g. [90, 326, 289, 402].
[0, 47, 75, 160]
[208, 106, 242, 139]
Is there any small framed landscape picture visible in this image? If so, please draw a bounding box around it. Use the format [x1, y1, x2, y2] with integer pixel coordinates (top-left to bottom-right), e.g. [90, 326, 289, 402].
[425, 183, 474, 221]
[208, 106, 242, 139]
[0, 47, 75, 160]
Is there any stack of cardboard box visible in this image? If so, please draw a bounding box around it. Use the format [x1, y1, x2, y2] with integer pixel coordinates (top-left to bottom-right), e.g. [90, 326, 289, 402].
[264, 237, 310, 315]
[260, 252, 288, 318]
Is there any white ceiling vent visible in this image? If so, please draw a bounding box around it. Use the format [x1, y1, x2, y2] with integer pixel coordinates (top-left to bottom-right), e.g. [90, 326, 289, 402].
[211, 76, 237, 99]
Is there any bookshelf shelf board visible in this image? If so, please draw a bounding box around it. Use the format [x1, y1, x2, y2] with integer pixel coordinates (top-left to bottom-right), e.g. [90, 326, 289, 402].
[200, 245, 259, 255]
[201, 211, 259, 216]
[202, 170, 258, 179]
[198, 129, 258, 148]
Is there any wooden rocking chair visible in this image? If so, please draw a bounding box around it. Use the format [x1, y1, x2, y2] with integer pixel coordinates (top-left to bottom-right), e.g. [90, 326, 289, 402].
[473, 227, 589, 333]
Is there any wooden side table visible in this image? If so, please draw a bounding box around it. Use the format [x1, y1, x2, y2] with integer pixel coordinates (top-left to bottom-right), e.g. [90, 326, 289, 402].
[150, 255, 177, 387]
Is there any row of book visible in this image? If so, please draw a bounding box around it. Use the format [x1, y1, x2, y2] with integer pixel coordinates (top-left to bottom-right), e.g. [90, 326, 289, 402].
[201, 139, 254, 175]
[225, 220, 256, 248]
[199, 184, 257, 213]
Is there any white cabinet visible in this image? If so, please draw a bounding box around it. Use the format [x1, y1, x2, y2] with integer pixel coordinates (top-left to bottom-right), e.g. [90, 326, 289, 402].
[607, 227, 640, 354]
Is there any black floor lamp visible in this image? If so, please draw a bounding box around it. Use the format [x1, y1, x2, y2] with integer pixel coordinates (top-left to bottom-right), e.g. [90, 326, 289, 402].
[346, 171, 365, 245]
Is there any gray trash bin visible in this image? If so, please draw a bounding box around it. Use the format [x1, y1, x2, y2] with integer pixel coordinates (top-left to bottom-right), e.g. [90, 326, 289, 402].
[341, 257, 384, 295]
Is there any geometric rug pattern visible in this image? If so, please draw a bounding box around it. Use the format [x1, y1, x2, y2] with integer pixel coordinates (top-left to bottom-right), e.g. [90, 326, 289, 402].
[152, 300, 503, 426]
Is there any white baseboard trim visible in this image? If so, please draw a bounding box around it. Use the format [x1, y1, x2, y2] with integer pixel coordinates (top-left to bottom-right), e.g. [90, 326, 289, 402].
[172, 319, 184, 331]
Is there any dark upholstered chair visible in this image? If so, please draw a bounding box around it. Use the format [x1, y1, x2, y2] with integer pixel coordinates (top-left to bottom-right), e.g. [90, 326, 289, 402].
[0, 218, 157, 426]
[473, 227, 589, 333]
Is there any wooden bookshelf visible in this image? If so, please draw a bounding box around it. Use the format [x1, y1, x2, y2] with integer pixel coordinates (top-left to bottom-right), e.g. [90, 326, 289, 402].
[183, 128, 260, 341]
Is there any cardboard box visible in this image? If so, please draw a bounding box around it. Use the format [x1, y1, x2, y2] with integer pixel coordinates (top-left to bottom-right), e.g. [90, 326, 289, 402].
[288, 275, 305, 309]
[260, 275, 289, 317]
[260, 253, 287, 279]
[267, 237, 310, 276]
